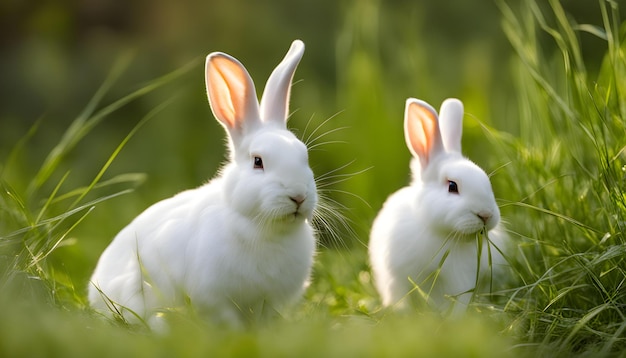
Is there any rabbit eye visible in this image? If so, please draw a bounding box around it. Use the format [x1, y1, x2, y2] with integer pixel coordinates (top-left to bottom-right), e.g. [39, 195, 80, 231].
[253, 156, 264, 169]
[448, 180, 459, 194]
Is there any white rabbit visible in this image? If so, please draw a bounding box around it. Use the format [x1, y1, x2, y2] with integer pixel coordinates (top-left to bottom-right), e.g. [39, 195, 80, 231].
[369, 98, 506, 314]
[89, 40, 318, 329]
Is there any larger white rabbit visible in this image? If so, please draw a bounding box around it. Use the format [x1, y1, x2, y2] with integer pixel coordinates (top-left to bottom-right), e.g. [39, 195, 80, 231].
[89, 40, 317, 328]
[369, 98, 506, 314]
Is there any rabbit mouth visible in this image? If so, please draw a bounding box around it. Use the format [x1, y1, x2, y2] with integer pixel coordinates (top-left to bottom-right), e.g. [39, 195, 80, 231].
[452, 212, 497, 236]
[454, 222, 487, 236]
[268, 208, 308, 223]
[259, 197, 313, 223]
[269, 213, 305, 225]
[289, 208, 311, 221]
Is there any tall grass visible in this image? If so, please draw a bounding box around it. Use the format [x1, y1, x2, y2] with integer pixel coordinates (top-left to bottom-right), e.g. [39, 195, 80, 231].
[493, 0, 626, 355]
[0, 54, 199, 308]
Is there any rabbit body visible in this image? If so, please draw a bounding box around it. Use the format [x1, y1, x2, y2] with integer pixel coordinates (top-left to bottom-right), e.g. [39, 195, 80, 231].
[369, 98, 505, 313]
[89, 40, 317, 327]
[90, 175, 315, 325]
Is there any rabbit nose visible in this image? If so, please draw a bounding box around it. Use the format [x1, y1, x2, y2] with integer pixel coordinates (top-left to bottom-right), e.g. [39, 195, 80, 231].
[290, 195, 306, 206]
[477, 212, 491, 224]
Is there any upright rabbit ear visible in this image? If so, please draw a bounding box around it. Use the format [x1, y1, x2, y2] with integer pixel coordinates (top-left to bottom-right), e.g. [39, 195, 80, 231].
[259, 40, 305, 125]
[205, 52, 262, 143]
[439, 98, 464, 153]
[404, 98, 445, 170]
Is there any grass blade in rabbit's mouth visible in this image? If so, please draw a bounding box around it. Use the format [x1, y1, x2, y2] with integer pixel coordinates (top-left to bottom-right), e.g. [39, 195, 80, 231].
[452, 222, 488, 240]
[453, 214, 493, 237]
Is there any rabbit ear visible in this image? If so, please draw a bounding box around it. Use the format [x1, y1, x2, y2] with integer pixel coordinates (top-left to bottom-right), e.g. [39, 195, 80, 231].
[439, 98, 464, 153]
[404, 98, 445, 169]
[259, 40, 305, 125]
[205, 52, 262, 142]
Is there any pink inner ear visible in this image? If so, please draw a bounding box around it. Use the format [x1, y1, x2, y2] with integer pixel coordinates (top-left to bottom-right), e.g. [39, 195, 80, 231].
[406, 102, 439, 165]
[207, 57, 248, 129]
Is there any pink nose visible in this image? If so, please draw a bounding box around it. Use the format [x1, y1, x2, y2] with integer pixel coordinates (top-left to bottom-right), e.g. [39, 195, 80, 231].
[290, 195, 306, 206]
[477, 212, 491, 224]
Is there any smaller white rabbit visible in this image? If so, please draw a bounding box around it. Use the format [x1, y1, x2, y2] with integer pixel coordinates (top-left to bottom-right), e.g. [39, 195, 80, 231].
[89, 40, 317, 329]
[369, 98, 506, 314]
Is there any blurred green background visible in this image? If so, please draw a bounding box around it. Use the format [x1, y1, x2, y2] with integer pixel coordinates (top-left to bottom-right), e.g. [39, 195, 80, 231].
[0, 0, 620, 287]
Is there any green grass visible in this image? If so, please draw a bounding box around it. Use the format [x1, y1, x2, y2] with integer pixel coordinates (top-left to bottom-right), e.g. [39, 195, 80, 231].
[1, 0, 626, 357]
[493, 0, 626, 355]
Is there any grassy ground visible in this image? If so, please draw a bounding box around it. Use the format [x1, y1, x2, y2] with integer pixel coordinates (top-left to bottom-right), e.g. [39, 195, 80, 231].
[1, 0, 625, 357]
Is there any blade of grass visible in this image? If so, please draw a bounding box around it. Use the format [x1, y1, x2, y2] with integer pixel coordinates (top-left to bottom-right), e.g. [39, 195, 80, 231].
[28, 206, 95, 271]
[29, 56, 201, 195]
[68, 95, 178, 210]
[51, 173, 146, 204]
[29, 52, 134, 195]
[35, 171, 70, 224]
[2, 189, 133, 240]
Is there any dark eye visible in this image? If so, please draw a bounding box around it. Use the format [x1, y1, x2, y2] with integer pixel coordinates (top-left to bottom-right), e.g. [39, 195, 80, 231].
[253, 156, 264, 169]
[448, 180, 459, 194]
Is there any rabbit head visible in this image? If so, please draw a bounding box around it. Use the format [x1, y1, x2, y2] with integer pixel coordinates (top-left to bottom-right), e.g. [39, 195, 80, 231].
[404, 98, 500, 236]
[205, 40, 317, 224]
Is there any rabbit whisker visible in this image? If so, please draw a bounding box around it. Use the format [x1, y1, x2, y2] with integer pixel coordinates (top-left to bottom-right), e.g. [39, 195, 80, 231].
[305, 126, 350, 149]
[312, 196, 358, 250]
[307, 139, 349, 152]
[301, 111, 345, 147]
[316, 164, 372, 187]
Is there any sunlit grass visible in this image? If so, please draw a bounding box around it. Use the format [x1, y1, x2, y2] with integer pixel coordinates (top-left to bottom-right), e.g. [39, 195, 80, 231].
[494, 0, 626, 355]
[0, 54, 199, 309]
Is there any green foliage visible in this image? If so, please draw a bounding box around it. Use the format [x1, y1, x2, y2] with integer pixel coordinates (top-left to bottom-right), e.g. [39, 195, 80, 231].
[0, 56, 197, 309]
[1, 249, 516, 358]
[494, 0, 626, 354]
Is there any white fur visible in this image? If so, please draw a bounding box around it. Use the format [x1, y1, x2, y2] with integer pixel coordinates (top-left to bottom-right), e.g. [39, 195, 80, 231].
[89, 40, 317, 328]
[369, 98, 507, 314]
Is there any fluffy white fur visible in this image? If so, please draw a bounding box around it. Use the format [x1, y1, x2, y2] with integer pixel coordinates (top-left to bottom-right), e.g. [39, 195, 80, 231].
[89, 40, 317, 328]
[369, 98, 506, 314]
